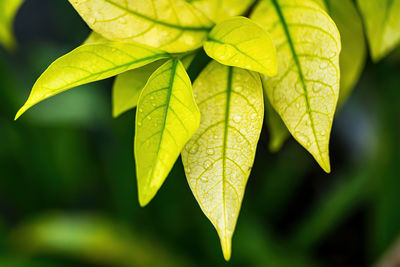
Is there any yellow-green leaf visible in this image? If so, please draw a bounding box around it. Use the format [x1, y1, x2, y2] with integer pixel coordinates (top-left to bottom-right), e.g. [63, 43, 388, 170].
[112, 53, 196, 118]
[251, 0, 341, 173]
[181, 61, 264, 261]
[68, 0, 213, 53]
[357, 0, 400, 61]
[264, 89, 290, 153]
[0, 0, 24, 50]
[188, 0, 255, 23]
[135, 59, 200, 206]
[313, 0, 366, 105]
[204, 16, 277, 76]
[15, 42, 169, 119]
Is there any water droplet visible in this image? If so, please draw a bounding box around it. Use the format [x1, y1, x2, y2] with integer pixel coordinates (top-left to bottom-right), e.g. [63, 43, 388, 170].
[237, 136, 244, 143]
[204, 160, 211, 168]
[214, 135, 219, 139]
[233, 115, 241, 123]
[200, 176, 208, 182]
[152, 103, 156, 107]
[207, 148, 214, 155]
[137, 122, 142, 127]
[187, 168, 191, 174]
[320, 130, 326, 136]
[147, 116, 152, 120]
[189, 144, 199, 154]
[139, 108, 143, 113]
[150, 96, 155, 100]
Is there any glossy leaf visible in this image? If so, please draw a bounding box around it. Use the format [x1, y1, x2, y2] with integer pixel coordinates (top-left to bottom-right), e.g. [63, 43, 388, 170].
[0, 0, 24, 50]
[68, 0, 213, 53]
[135, 59, 200, 206]
[182, 61, 264, 260]
[187, 0, 255, 23]
[204, 16, 277, 76]
[112, 53, 195, 118]
[357, 0, 400, 61]
[15, 42, 169, 119]
[314, 0, 366, 105]
[251, 0, 341, 173]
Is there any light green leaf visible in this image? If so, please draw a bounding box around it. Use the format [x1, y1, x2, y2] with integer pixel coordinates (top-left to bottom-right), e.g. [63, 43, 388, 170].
[187, 0, 255, 23]
[181, 61, 264, 260]
[204, 16, 277, 76]
[68, 0, 213, 53]
[135, 59, 200, 206]
[264, 90, 290, 153]
[313, 0, 366, 106]
[0, 0, 24, 50]
[112, 53, 196, 118]
[251, 0, 341, 173]
[357, 0, 400, 61]
[15, 42, 169, 119]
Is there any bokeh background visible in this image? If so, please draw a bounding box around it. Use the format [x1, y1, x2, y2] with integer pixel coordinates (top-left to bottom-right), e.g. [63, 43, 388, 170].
[0, 1, 399, 266]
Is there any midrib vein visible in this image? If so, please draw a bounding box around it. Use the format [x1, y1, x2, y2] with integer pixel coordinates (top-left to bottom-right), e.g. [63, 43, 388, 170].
[104, 0, 212, 32]
[271, 0, 324, 160]
[221, 66, 233, 238]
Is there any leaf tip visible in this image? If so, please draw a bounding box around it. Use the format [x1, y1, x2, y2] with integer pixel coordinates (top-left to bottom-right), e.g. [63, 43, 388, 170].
[138, 189, 155, 207]
[220, 235, 232, 261]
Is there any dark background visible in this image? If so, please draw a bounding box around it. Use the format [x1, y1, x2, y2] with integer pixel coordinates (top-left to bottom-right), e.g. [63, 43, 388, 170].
[0, 1, 399, 266]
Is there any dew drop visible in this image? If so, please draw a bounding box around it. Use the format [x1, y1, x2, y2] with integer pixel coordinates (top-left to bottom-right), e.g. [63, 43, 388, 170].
[200, 176, 208, 182]
[139, 108, 143, 113]
[150, 96, 155, 100]
[207, 148, 214, 155]
[189, 144, 199, 154]
[320, 130, 326, 136]
[233, 115, 241, 123]
[147, 116, 152, 120]
[203, 160, 211, 168]
[137, 122, 142, 127]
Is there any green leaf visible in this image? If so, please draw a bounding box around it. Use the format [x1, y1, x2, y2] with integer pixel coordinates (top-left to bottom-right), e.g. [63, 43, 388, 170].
[357, 0, 400, 61]
[112, 53, 196, 118]
[15, 42, 169, 119]
[68, 0, 213, 53]
[313, 0, 366, 106]
[135, 59, 200, 206]
[251, 0, 341, 173]
[188, 0, 255, 23]
[0, 0, 24, 50]
[264, 91, 290, 153]
[83, 31, 108, 44]
[181, 61, 264, 260]
[204, 16, 277, 76]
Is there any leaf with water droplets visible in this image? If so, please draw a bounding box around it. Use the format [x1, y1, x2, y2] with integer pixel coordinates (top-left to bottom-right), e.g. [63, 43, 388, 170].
[15, 42, 169, 119]
[251, 0, 341, 173]
[204, 16, 277, 76]
[187, 0, 255, 23]
[182, 61, 264, 260]
[313, 0, 366, 106]
[68, 0, 213, 53]
[357, 0, 400, 61]
[135, 59, 200, 206]
[0, 0, 24, 50]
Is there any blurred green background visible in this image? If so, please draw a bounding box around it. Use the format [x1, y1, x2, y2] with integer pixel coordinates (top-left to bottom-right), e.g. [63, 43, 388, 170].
[0, 1, 399, 266]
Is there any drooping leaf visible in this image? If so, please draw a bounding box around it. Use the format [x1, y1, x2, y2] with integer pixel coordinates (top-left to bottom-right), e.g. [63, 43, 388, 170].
[15, 42, 169, 119]
[204, 16, 277, 76]
[251, 0, 341, 173]
[135, 59, 200, 206]
[68, 0, 213, 53]
[112, 53, 196, 118]
[264, 90, 290, 153]
[187, 0, 255, 23]
[0, 0, 24, 50]
[357, 0, 400, 61]
[313, 0, 366, 105]
[181, 61, 264, 260]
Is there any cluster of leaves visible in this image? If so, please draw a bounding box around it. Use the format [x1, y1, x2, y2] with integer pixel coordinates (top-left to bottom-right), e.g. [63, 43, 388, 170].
[2, 0, 400, 260]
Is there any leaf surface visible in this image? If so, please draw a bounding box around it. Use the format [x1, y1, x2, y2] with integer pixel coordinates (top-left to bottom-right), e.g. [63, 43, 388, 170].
[0, 0, 24, 50]
[135, 59, 200, 206]
[112, 53, 195, 118]
[15, 42, 169, 119]
[68, 0, 213, 53]
[181, 61, 264, 260]
[357, 0, 400, 61]
[204, 16, 277, 76]
[251, 0, 341, 172]
[313, 0, 366, 105]
[187, 0, 255, 23]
